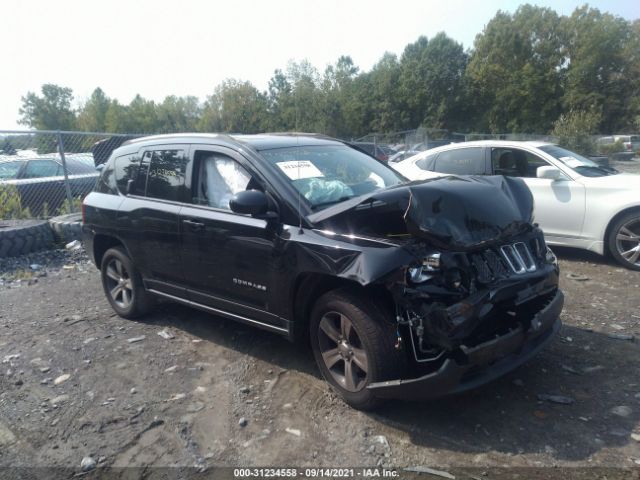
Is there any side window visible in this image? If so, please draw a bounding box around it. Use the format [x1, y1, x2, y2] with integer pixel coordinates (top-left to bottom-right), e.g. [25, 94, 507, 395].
[146, 150, 188, 201]
[193, 152, 252, 210]
[415, 153, 437, 171]
[95, 161, 118, 195]
[434, 148, 485, 175]
[491, 148, 550, 178]
[114, 154, 142, 195]
[23, 160, 62, 178]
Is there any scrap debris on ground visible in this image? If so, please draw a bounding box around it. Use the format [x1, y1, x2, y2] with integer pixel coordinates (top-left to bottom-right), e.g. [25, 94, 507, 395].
[0, 159, 638, 476]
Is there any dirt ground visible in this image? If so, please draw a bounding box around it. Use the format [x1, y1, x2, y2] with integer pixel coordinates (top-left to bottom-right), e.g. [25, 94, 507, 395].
[0, 160, 639, 479]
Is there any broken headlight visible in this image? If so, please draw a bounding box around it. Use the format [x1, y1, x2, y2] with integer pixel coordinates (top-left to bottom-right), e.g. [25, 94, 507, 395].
[408, 253, 441, 283]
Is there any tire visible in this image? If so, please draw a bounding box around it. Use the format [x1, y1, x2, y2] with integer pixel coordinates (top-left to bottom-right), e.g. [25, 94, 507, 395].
[309, 288, 404, 410]
[100, 246, 155, 318]
[0, 220, 54, 258]
[608, 211, 640, 271]
[48, 213, 83, 243]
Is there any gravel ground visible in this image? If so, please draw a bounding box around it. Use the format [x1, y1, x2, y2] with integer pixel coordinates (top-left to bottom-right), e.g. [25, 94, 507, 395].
[0, 161, 639, 478]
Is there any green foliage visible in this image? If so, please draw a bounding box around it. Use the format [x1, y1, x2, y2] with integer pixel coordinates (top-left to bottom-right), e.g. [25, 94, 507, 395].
[0, 185, 31, 220]
[13, 5, 640, 139]
[199, 79, 268, 133]
[551, 110, 601, 155]
[562, 7, 637, 132]
[57, 198, 83, 216]
[466, 6, 565, 133]
[19, 84, 76, 131]
[597, 140, 626, 155]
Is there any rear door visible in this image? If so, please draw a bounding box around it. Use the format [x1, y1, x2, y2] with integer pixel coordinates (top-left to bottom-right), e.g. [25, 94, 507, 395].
[179, 145, 285, 330]
[490, 147, 586, 239]
[115, 146, 189, 297]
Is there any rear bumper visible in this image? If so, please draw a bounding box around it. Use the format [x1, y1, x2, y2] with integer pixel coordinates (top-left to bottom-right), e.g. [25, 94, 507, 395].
[368, 289, 564, 400]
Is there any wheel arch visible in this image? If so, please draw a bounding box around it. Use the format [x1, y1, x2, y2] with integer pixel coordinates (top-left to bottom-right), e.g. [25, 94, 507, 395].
[93, 234, 129, 268]
[289, 272, 396, 344]
[603, 205, 640, 256]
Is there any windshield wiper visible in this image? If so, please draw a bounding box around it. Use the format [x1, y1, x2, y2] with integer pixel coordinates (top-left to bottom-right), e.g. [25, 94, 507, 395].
[576, 165, 618, 176]
[311, 196, 355, 209]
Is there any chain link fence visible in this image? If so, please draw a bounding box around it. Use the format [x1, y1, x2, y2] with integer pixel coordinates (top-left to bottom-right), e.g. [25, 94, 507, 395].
[2, 128, 638, 221]
[0, 130, 140, 220]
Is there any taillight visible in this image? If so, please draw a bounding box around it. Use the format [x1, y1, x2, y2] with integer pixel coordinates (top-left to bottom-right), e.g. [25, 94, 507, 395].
[82, 201, 86, 224]
[627, 144, 632, 150]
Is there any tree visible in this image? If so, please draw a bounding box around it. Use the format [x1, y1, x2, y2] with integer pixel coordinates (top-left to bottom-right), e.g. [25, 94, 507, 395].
[199, 80, 268, 133]
[156, 96, 201, 132]
[77, 87, 110, 132]
[366, 52, 404, 134]
[551, 109, 601, 155]
[563, 7, 639, 132]
[399, 33, 468, 130]
[127, 95, 158, 133]
[466, 6, 565, 133]
[19, 84, 76, 130]
[266, 69, 296, 131]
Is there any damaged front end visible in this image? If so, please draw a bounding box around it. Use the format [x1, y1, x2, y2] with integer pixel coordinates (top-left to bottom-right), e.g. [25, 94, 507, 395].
[311, 175, 563, 399]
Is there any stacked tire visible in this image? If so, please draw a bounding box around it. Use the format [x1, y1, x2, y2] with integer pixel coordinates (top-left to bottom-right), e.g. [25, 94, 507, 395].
[48, 213, 83, 244]
[0, 220, 55, 258]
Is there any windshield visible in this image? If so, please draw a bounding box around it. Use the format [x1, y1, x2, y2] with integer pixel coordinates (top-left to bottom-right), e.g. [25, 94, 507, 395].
[260, 145, 405, 209]
[538, 145, 618, 177]
[0, 161, 23, 180]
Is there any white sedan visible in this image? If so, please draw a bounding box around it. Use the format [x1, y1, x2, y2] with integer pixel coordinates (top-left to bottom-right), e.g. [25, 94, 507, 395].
[393, 140, 640, 270]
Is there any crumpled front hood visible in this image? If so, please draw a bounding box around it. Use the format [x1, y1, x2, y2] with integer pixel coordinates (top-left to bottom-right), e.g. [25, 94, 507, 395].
[309, 175, 534, 251]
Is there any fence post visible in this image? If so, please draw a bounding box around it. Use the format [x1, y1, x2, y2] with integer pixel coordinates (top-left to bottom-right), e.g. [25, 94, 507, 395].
[56, 131, 75, 214]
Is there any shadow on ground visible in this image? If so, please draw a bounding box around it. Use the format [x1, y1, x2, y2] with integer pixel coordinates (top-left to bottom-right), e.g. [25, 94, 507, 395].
[134, 302, 639, 462]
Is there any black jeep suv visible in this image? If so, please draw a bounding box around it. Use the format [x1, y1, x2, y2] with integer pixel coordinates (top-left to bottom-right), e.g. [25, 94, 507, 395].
[82, 133, 563, 409]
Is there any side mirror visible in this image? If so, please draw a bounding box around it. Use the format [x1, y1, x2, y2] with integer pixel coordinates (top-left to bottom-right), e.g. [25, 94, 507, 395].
[537, 166, 563, 180]
[229, 190, 271, 217]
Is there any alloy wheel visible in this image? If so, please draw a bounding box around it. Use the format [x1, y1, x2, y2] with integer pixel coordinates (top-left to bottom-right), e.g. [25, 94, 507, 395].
[105, 258, 133, 309]
[317, 311, 369, 392]
[615, 218, 640, 267]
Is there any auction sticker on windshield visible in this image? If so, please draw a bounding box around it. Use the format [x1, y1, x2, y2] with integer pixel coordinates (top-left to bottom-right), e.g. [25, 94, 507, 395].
[276, 160, 324, 180]
[559, 156, 584, 168]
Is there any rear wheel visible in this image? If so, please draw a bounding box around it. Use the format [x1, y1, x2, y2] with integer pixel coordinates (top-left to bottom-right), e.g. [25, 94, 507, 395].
[608, 212, 640, 271]
[310, 289, 404, 410]
[100, 246, 154, 318]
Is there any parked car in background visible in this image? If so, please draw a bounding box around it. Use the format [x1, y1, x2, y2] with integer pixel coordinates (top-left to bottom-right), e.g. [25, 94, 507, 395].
[393, 140, 640, 270]
[597, 135, 640, 153]
[0, 155, 98, 216]
[83, 133, 562, 409]
[349, 142, 396, 161]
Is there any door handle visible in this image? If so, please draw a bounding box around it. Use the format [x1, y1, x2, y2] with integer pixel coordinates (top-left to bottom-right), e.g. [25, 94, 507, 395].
[183, 219, 205, 231]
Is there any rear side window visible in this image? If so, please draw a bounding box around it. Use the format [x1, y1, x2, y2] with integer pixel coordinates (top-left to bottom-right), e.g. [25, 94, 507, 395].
[415, 153, 437, 171]
[434, 148, 485, 175]
[95, 161, 118, 195]
[23, 160, 62, 178]
[115, 154, 142, 195]
[145, 149, 188, 202]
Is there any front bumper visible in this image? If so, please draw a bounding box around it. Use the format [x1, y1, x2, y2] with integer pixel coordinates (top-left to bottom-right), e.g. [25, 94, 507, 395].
[367, 289, 564, 399]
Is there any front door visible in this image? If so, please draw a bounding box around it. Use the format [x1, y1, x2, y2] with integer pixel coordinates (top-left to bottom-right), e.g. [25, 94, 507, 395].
[180, 146, 284, 329]
[490, 147, 586, 239]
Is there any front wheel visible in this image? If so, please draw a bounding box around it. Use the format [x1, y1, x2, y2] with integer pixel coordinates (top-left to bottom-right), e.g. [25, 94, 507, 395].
[309, 289, 404, 410]
[100, 246, 155, 318]
[608, 212, 640, 271]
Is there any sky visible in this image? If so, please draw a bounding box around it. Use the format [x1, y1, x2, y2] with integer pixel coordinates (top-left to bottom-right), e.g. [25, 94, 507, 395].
[2, 0, 638, 130]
